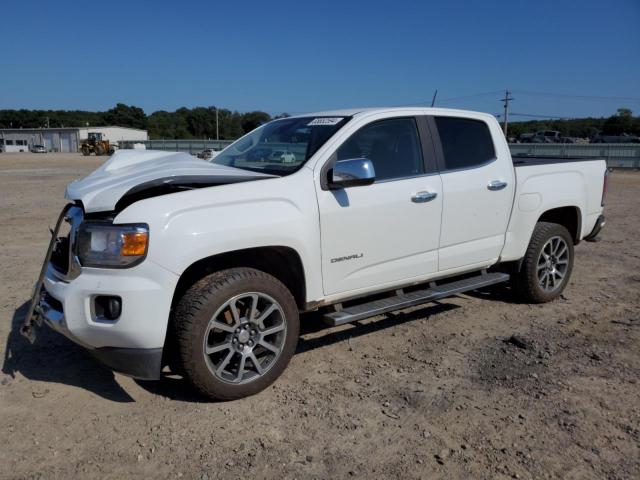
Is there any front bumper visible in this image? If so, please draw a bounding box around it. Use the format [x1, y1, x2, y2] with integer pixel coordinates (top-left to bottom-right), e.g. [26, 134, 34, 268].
[21, 204, 180, 380]
[28, 260, 179, 380]
[38, 289, 164, 380]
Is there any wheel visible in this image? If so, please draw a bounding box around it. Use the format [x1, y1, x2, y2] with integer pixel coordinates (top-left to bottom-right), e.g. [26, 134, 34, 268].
[174, 268, 299, 400]
[513, 222, 574, 303]
[94, 144, 105, 156]
[108, 148, 115, 155]
[81, 146, 91, 156]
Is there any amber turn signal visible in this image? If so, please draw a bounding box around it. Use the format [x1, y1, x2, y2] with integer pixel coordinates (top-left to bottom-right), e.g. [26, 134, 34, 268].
[121, 231, 148, 256]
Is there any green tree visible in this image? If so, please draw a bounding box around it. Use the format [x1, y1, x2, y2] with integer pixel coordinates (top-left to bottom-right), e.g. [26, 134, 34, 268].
[602, 107, 634, 135]
[241, 111, 271, 133]
[102, 103, 147, 130]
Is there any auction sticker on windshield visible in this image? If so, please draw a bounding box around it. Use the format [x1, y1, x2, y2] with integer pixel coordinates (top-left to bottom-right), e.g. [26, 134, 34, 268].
[307, 117, 344, 126]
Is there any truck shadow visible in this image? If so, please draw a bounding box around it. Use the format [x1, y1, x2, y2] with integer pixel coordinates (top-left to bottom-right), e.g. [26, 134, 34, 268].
[4, 299, 463, 404]
[464, 282, 520, 303]
[135, 301, 461, 402]
[2, 301, 135, 402]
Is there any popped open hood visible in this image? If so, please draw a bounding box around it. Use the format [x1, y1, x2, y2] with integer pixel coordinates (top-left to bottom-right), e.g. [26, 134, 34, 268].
[66, 150, 273, 213]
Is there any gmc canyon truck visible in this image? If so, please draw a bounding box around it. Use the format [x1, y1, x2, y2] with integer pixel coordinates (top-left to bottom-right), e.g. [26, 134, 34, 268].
[22, 108, 607, 400]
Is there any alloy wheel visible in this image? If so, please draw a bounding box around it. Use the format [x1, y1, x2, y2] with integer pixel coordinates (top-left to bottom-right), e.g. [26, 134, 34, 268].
[202, 292, 286, 384]
[537, 235, 569, 292]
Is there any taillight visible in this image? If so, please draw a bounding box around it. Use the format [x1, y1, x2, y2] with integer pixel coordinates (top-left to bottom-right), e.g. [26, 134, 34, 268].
[601, 169, 609, 207]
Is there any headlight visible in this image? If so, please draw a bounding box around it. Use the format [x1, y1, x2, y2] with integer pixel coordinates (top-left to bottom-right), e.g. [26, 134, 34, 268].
[77, 223, 149, 268]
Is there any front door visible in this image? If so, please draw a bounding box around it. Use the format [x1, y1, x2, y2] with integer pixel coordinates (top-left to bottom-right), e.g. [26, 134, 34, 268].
[316, 117, 443, 296]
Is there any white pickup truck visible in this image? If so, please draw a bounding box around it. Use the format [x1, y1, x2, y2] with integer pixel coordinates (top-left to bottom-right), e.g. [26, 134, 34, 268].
[22, 108, 607, 400]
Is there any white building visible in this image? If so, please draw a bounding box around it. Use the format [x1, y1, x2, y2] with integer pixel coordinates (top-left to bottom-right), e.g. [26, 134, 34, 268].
[0, 126, 148, 153]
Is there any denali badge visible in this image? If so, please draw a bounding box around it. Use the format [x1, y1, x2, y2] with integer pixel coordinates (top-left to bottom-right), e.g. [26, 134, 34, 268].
[331, 253, 364, 264]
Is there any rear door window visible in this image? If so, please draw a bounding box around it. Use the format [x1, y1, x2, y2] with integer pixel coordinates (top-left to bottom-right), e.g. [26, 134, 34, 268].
[434, 117, 495, 171]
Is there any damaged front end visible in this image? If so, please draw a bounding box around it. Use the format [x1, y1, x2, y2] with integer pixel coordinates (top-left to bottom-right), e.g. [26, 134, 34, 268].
[22, 150, 273, 342]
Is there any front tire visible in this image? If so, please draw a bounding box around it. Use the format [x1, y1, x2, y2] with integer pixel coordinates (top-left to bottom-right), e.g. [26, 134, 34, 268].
[174, 268, 299, 400]
[513, 222, 574, 303]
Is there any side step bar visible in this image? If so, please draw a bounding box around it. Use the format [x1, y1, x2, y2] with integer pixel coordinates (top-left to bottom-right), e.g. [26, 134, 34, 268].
[323, 272, 509, 327]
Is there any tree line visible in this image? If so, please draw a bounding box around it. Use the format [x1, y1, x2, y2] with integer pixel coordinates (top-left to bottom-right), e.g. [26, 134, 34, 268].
[0, 103, 638, 140]
[0, 104, 287, 140]
[506, 108, 640, 139]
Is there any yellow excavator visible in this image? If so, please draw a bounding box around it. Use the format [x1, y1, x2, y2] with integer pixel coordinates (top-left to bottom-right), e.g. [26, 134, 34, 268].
[81, 132, 114, 156]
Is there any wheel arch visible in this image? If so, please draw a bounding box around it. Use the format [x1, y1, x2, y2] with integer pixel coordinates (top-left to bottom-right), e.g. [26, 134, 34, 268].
[537, 205, 582, 244]
[171, 246, 307, 311]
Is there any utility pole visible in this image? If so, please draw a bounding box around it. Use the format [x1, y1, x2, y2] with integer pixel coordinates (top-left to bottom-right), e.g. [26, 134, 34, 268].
[500, 90, 513, 136]
[215, 108, 219, 141]
[430, 89, 438, 107]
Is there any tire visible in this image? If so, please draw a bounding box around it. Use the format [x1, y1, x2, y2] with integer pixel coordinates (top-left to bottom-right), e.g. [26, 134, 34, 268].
[81, 147, 91, 156]
[95, 144, 105, 156]
[174, 268, 299, 400]
[513, 222, 574, 303]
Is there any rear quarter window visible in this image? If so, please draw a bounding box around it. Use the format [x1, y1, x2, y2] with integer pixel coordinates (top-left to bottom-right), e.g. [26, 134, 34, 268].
[434, 117, 496, 171]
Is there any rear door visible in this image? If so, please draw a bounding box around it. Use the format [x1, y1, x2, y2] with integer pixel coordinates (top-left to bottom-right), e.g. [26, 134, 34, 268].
[430, 115, 515, 271]
[316, 116, 443, 295]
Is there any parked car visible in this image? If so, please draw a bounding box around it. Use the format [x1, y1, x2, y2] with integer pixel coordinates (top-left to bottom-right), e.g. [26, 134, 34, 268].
[246, 147, 272, 161]
[197, 149, 219, 160]
[30, 145, 47, 153]
[531, 130, 562, 143]
[517, 133, 535, 143]
[22, 108, 607, 400]
[591, 133, 640, 144]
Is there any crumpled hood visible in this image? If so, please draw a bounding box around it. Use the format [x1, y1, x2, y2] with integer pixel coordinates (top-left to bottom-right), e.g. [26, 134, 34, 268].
[66, 149, 273, 213]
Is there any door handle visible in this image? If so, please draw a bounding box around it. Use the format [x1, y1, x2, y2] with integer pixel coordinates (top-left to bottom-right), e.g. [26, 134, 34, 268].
[411, 191, 437, 203]
[488, 180, 507, 191]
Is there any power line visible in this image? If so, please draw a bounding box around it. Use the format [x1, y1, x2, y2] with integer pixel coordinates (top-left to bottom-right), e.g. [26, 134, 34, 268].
[510, 112, 570, 119]
[512, 90, 640, 103]
[397, 90, 503, 107]
[439, 90, 505, 104]
[269, 87, 640, 118]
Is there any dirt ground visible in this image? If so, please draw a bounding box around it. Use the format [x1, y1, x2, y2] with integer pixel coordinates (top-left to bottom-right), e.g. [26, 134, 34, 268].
[1, 153, 638, 480]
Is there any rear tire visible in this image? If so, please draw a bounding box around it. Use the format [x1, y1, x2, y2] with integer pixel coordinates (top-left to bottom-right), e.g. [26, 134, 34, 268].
[174, 268, 299, 400]
[81, 146, 91, 156]
[513, 222, 574, 303]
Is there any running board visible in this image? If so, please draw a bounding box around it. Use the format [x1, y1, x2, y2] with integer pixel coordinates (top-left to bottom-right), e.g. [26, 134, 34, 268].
[323, 272, 510, 327]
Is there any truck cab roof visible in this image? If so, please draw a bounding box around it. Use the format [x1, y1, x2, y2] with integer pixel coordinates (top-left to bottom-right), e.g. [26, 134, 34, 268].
[293, 106, 495, 120]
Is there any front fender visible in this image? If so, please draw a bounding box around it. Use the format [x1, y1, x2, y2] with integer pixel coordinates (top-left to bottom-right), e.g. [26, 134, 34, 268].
[114, 170, 324, 302]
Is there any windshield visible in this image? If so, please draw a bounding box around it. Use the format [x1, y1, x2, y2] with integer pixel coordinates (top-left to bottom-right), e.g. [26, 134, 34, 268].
[211, 116, 350, 175]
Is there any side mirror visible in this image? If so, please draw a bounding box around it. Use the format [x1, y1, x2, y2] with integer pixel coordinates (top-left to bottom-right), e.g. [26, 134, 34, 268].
[328, 158, 376, 189]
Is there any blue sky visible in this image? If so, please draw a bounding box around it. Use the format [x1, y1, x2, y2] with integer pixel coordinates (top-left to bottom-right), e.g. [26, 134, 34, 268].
[1, 0, 639, 119]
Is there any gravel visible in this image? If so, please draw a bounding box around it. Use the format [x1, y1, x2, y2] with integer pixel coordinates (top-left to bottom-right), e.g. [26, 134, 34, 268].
[1, 154, 639, 479]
